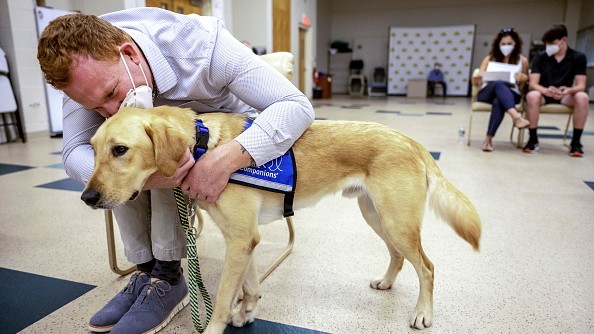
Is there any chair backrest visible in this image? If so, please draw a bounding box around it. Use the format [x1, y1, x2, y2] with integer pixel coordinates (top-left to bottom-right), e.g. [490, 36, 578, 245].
[471, 68, 481, 100]
[0, 47, 8, 74]
[0, 47, 17, 113]
[372, 67, 386, 84]
[259, 52, 294, 81]
[0, 75, 17, 113]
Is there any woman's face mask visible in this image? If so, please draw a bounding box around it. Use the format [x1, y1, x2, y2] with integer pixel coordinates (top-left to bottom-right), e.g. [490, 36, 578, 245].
[119, 53, 153, 110]
[499, 44, 514, 57]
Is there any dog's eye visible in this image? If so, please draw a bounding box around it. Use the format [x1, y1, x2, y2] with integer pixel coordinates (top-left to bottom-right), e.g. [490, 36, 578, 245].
[112, 145, 128, 157]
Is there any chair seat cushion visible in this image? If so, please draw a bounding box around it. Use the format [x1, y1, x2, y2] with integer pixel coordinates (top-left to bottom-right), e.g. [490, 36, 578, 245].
[471, 101, 493, 111]
[540, 104, 573, 114]
[471, 101, 524, 112]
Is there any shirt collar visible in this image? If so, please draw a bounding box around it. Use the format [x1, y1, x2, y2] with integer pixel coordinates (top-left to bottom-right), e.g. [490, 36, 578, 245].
[123, 28, 178, 97]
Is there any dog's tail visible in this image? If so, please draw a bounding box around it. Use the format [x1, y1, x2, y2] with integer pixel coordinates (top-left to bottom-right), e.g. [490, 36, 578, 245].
[422, 148, 481, 251]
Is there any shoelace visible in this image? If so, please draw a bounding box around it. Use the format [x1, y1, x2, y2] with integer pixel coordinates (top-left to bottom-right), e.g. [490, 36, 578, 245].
[122, 272, 142, 295]
[139, 280, 172, 308]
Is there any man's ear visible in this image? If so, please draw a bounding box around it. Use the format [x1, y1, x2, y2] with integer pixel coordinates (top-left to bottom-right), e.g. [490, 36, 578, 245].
[144, 120, 187, 177]
[119, 43, 141, 65]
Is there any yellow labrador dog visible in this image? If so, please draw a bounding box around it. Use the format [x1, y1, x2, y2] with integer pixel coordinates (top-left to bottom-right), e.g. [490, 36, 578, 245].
[82, 106, 481, 333]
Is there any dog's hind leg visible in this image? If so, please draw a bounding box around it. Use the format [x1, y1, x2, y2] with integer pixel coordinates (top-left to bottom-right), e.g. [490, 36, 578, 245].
[231, 256, 261, 327]
[371, 186, 435, 330]
[357, 194, 405, 290]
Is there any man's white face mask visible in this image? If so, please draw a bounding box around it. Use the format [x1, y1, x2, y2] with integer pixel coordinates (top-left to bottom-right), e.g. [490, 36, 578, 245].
[119, 52, 153, 110]
[545, 43, 560, 57]
[499, 44, 514, 57]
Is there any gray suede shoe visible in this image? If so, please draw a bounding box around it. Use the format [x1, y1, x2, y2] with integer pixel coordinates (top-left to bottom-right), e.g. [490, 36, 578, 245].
[88, 271, 151, 332]
[111, 275, 189, 334]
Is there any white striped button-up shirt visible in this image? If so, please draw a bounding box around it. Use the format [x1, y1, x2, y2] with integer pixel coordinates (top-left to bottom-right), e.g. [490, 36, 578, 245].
[61, 7, 314, 183]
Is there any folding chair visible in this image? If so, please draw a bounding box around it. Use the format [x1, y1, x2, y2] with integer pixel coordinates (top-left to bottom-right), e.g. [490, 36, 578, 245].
[512, 103, 573, 148]
[467, 69, 525, 146]
[0, 47, 25, 143]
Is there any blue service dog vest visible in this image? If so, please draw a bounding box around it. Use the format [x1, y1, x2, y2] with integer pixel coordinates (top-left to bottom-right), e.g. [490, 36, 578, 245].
[193, 118, 296, 217]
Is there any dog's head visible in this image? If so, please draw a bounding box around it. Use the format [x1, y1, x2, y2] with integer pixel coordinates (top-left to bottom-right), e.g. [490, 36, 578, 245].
[80, 107, 192, 209]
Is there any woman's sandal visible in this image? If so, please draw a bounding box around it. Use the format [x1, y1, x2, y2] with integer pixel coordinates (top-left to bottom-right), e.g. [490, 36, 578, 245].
[482, 141, 493, 152]
[513, 116, 530, 129]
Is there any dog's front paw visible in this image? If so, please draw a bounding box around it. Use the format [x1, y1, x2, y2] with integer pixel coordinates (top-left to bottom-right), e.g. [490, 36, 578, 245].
[409, 309, 433, 329]
[231, 308, 256, 328]
[370, 277, 393, 290]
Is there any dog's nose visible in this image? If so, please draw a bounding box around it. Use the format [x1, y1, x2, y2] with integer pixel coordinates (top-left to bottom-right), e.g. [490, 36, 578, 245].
[81, 189, 101, 206]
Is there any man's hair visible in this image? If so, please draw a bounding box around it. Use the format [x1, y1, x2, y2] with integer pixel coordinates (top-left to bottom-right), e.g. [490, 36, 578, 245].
[37, 13, 131, 89]
[542, 24, 568, 44]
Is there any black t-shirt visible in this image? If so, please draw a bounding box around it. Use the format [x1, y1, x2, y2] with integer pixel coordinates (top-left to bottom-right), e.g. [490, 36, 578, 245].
[530, 48, 587, 87]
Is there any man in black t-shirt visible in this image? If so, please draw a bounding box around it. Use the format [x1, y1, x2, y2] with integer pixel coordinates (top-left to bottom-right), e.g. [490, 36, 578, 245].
[523, 24, 589, 157]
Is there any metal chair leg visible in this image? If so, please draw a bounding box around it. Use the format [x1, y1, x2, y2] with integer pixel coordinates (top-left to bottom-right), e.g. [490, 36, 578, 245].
[258, 217, 295, 283]
[104, 210, 136, 276]
[105, 206, 204, 276]
[105, 204, 293, 280]
[467, 111, 473, 146]
[563, 114, 572, 147]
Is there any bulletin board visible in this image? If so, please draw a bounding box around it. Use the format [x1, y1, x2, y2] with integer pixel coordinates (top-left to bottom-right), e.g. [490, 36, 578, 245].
[387, 25, 476, 96]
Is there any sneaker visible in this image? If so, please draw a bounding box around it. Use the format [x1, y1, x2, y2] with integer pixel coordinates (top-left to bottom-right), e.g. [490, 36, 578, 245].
[111, 275, 189, 334]
[89, 271, 151, 332]
[523, 141, 540, 154]
[569, 143, 584, 157]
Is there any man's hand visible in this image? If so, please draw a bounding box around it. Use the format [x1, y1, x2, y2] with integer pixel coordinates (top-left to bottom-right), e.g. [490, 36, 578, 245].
[546, 86, 563, 100]
[181, 140, 253, 203]
[142, 148, 194, 190]
[559, 86, 573, 96]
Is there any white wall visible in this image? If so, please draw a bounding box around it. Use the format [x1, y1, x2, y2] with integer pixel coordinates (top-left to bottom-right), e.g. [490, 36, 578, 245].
[320, 0, 587, 87]
[230, 0, 267, 51]
[45, 0, 146, 15]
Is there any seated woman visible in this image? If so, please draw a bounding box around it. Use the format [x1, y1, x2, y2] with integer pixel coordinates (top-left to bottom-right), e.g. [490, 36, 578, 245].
[472, 28, 530, 152]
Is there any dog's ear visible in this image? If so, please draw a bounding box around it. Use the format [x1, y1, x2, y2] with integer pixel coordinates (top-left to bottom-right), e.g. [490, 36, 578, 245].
[144, 120, 187, 177]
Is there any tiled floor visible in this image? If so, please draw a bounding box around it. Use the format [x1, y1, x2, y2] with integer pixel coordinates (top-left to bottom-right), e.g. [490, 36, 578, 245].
[1, 95, 593, 334]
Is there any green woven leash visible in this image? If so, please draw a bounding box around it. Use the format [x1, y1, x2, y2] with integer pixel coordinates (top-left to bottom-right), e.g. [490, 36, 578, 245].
[173, 186, 213, 332]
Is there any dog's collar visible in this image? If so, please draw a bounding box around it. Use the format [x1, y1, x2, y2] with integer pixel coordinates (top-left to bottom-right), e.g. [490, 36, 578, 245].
[193, 120, 209, 160]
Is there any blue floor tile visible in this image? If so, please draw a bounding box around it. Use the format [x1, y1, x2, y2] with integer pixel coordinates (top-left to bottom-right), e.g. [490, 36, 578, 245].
[0, 163, 35, 176]
[585, 181, 594, 192]
[430, 151, 441, 160]
[0, 267, 95, 334]
[36, 178, 84, 192]
[398, 112, 423, 116]
[224, 319, 329, 334]
[376, 110, 401, 114]
[539, 133, 571, 139]
[426, 111, 452, 115]
[538, 125, 560, 130]
[45, 163, 64, 169]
